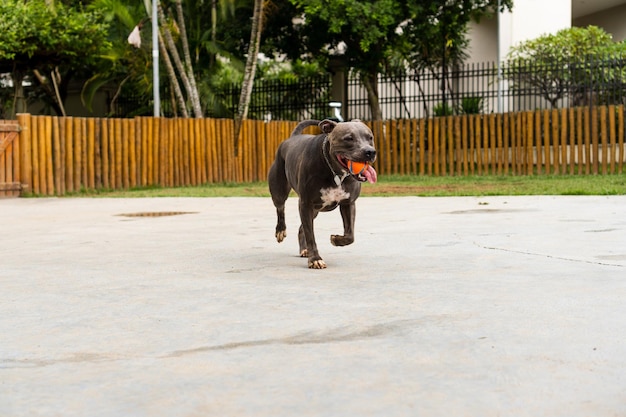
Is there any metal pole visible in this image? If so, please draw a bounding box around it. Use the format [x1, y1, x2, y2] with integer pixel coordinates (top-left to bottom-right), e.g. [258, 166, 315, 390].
[152, 0, 160, 116]
[497, 0, 502, 113]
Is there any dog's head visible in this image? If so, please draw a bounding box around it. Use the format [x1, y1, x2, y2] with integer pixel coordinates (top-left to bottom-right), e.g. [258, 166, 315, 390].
[319, 119, 377, 183]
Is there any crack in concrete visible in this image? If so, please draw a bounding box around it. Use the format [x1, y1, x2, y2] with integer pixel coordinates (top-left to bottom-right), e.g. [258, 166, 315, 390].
[162, 318, 432, 358]
[1, 318, 438, 368]
[474, 242, 625, 268]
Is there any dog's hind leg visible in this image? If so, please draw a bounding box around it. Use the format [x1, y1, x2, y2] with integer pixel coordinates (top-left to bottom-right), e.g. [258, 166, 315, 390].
[297, 210, 318, 257]
[268, 156, 290, 243]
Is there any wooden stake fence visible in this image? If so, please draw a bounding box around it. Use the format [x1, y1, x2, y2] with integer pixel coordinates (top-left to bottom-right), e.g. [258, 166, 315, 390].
[2, 106, 624, 196]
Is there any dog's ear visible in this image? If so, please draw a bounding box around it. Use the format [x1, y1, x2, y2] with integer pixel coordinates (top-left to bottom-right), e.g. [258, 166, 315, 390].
[319, 119, 337, 134]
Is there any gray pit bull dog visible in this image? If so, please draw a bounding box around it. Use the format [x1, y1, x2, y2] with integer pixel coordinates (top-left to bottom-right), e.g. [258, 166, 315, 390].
[268, 119, 377, 269]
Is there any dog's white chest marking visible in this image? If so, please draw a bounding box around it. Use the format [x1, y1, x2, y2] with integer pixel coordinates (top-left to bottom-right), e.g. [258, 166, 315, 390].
[320, 187, 350, 208]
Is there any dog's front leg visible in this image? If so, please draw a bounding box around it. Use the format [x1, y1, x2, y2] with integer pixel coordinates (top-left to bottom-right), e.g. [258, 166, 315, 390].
[331, 202, 355, 247]
[299, 201, 326, 269]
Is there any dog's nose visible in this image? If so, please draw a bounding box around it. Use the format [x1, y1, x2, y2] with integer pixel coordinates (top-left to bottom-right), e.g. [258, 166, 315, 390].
[364, 149, 377, 161]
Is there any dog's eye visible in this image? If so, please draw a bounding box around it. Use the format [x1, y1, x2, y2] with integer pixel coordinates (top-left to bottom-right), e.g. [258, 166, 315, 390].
[344, 135, 353, 141]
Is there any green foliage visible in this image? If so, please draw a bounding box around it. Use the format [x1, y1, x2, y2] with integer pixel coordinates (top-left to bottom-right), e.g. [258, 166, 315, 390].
[0, 0, 110, 68]
[505, 26, 626, 107]
[458, 96, 484, 114]
[433, 102, 455, 117]
[507, 26, 619, 62]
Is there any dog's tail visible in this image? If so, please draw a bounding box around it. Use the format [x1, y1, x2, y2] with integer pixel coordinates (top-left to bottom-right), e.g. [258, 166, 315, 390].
[290, 120, 321, 136]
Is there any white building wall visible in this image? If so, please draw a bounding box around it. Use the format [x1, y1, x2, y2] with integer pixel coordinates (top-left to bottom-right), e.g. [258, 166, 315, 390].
[573, 3, 626, 41]
[468, 0, 573, 64]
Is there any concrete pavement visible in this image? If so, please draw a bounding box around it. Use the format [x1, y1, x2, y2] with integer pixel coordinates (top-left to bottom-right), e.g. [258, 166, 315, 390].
[1, 196, 625, 416]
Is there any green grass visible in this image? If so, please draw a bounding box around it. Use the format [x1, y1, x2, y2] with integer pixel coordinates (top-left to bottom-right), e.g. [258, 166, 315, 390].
[59, 174, 626, 198]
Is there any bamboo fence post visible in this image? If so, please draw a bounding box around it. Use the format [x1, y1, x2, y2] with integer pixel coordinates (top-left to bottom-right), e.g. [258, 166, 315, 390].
[164, 118, 172, 186]
[497, 113, 504, 175]
[186, 118, 196, 185]
[533, 111, 541, 175]
[550, 109, 560, 174]
[258, 121, 267, 181]
[474, 116, 482, 175]
[418, 119, 425, 175]
[73, 117, 83, 191]
[214, 119, 222, 182]
[196, 118, 207, 184]
[224, 119, 235, 181]
[505, 113, 518, 175]
[158, 118, 166, 186]
[113, 118, 122, 189]
[397, 119, 405, 175]
[576, 107, 583, 175]
[584, 107, 591, 174]
[153, 118, 161, 186]
[171, 118, 178, 186]
[52, 117, 62, 194]
[95, 118, 102, 189]
[558, 109, 566, 174]
[410, 119, 417, 175]
[468, 115, 475, 175]
[180, 117, 186, 185]
[121, 119, 129, 189]
[141, 117, 149, 186]
[483, 115, 490, 174]
[608, 105, 616, 175]
[445, 116, 453, 175]
[618, 105, 624, 174]
[432, 118, 439, 176]
[542, 110, 550, 174]
[487, 114, 496, 175]
[101, 117, 110, 189]
[12, 120, 20, 196]
[128, 118, 137, 188]
[208, 119, 217, 183]
[17, 114, 32, 192]
[374, 120, 385, 175]
[516, 112, 523, 174]
[80, 118, 88, 188]
[106, 118, 115, 188]
[591, 106, 599, 174]
[459, 116, 465, 176]
[454, 116, 462, 176]
[525, 111, 534, 175]
[600, 106, 608, 175]
[382, 120, 390, 175]
[40, 117, 50, 195]
[405, 119, 412, 175]
[440, 117, 448, 175]
[242, 120, 250, 182]
[34, 117, 43, 194]
[501, 113, 515, 174]
[568, 108, 575, 175]
[87, 118, 96, 190]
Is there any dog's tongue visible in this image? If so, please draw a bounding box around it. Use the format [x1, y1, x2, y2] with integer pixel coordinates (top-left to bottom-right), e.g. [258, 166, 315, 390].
[363, 164, 377, 183]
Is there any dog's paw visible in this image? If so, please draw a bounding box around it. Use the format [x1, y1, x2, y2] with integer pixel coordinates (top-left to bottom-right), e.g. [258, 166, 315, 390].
[275, 230, 287, 243]
[308, 258, 327, 269]
[300, 249, 308, 257]
[330, 234, 354, 247]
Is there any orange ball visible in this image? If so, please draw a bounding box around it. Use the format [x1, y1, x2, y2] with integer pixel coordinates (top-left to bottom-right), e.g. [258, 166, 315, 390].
[348, 160, 368, 174]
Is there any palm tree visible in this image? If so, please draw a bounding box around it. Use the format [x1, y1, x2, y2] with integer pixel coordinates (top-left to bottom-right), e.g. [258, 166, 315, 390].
[234, 0, 263, 156]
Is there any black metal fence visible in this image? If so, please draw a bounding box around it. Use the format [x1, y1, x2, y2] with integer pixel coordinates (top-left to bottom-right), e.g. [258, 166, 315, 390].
[347, 55, 626, 120]
[110, 55, 626, 121]
[219, 75, 332, 121]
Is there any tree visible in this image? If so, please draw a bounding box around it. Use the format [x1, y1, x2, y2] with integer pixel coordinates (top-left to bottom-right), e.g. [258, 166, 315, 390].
[0, 0, 111, 117]
[505, 26, 626, 107]
[233, 0, 263, 155]
[266, 0, 512, 120]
